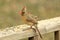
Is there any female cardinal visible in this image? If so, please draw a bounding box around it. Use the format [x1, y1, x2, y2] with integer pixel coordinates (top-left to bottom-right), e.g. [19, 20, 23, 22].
[18, 6, 42, 39]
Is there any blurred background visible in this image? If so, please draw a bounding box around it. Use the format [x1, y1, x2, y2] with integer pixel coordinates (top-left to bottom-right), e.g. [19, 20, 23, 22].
[0, 0, 60, 40]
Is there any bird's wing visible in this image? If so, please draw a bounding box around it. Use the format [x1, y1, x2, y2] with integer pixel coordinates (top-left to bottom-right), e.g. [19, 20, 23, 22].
[25, 13, 37, 24]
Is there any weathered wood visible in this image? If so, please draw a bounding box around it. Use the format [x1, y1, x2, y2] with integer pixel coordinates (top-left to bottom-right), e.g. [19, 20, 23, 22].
[0, 17, 60, 40]
[54, 31, 60, 40]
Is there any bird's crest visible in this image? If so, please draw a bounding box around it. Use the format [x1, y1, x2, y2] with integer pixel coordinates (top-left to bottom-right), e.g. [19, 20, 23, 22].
[18, 6, 27, 15]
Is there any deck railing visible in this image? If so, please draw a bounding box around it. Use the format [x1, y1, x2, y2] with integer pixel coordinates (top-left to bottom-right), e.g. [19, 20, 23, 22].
[0, 17, 60, 40]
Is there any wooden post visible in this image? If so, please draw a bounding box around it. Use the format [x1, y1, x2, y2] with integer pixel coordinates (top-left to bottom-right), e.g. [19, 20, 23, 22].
[28, 37, 35, 40]
[54, 31, 60, 40]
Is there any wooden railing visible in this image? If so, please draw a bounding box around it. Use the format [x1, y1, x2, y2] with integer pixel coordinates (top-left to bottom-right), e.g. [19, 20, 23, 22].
[0, 17, 60, 40]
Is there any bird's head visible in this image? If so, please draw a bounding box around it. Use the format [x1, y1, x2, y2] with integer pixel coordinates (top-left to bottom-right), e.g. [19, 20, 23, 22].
[19, 6, 26, 16]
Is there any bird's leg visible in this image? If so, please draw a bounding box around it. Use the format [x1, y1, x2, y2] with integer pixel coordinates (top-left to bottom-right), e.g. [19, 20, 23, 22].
[23, 25, 37, 37]
[30, 25, 36, 31]
[30, 24, 39, 40]
[30, 24, 39, 37]
[23, 25, 35, 31]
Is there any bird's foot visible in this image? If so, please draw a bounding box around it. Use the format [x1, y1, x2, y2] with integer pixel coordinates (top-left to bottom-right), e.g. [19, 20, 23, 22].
[23, 27, 33, 31]
[23, 26, 36, 32]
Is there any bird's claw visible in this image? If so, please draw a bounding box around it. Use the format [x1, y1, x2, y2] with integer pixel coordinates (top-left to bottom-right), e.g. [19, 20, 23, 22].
[23, 27, 36, 32]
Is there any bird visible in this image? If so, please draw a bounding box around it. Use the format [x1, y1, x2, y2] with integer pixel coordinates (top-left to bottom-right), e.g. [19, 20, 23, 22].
[18, 6, 42, 39]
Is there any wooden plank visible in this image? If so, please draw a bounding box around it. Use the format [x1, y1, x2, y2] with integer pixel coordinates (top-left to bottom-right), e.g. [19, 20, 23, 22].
[54, 31, 60, 40]
[0, 29, 35, 40]
[0, 17, 60, 40]
[37, 17, 60, 34]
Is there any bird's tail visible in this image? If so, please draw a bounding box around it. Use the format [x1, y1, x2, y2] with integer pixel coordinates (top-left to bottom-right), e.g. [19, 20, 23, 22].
[34, 24, 42, 39]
